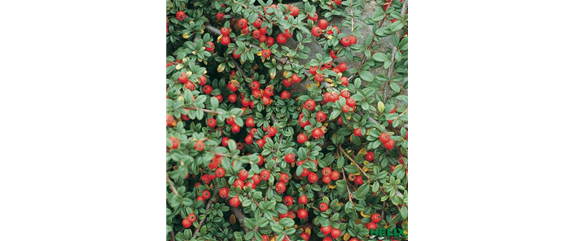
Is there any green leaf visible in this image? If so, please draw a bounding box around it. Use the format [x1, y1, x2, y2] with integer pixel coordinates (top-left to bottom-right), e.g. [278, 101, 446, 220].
[359, 71, 373, 82]
[344, 165, 360, 174]
[210, 97, 219, 109]
[373, 53, 389, 63]
[390, 82, 401, 92]
[400, 205, 408, 219]
[279, 218, 295, 227]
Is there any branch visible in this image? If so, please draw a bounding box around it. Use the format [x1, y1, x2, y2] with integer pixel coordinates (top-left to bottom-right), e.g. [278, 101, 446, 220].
[341, 167, 354, 204]
[188, 106, 222, 115]
[229, 56, 248, 78]
[350, 0, 355, 31]
[191, 196, 216, 239]
[383, 0, 408, 98]
[166, 173, 179, 196]
[337, 145, 371, 182]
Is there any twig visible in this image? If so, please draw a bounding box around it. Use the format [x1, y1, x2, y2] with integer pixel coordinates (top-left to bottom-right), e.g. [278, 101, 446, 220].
[350, 0, 355, 31]
[166, 173, 179, 196]
[337, 145, 371, 182]
[188, 106, 223, 114]
[191, 197, 216, 239]
[341, 167, 354, 204]
[383, 0, 408, 98]
[229, 56, 248, 78]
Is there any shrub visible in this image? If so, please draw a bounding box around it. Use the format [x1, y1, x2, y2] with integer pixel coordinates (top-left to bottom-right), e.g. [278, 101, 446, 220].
[166, 0, 408, 240]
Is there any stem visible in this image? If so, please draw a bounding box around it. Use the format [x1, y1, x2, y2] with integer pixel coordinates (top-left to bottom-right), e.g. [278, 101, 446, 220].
[188, 106, 222, 115]
[350, 0, 355, 31]
[166, 173, 179, 196]
[191, 196, 216, 239]
[383, 0, 408, 98]
[341, 167, 354, 204]
[337, 146, 371, 182]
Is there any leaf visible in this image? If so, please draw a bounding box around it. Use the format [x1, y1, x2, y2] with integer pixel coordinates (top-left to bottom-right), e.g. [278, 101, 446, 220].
[210, 97, 219, 109]
[279, 218, 295, 227]
[359, 71, 373, 82]
[373, 53, 389, 63]
[390, 82, 401, 92]
[344, 165, 360, 174]
[400, 205, 408, 219]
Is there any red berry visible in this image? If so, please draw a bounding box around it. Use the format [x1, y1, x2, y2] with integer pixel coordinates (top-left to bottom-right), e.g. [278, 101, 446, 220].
[178, 72, 188, 84]
[238, 18, 248, 28]
[314, 73, 324, 82]
[215, 167, 225, 177]
[182, 218, 192, 228]
[298, 195, 308, 204]
[311, 26, 323, 37]
[219, 187, 229, 198]
[318, 19, 328, 29]
[169, 136, 179, 149]
[307, 172, 319, 183]
[252, 29, 261, 39]
[354, 175, 364, 185]
[202, 85, 213, 95]
[371, 213, 382, 223]
[316, 111, 327, 122]
[216, 12, 225, 21]
[229, 196, 241, 207]
[320, 226, 332, 235]
[238, 170, 249, 180]
[277, 33, 287, 44]
[349, 35, 358, 44]
[260, 170, 270, 180]
[340, 37, 351, 47]
[221, 36, 231, 45]
[266, 36, 275, 46]
[206, 42, 215, 52]
[176, 11, 186, 21]
[231, 124, 241, 134]
[246, 117, 255, 127]
[300, 232, 310, 241]
[220, 27, 230, 36]
[297, 209, 308, 219]
[194, 140, 205, 151]
[342, 105, 350, 113]
[297, 133, 308, 143]
[366, 222, 377, 230]
[283, 196, 294, 206]
[290, 6, 300, 16]
[338, 62, 348, 72]
[280, 173, 290, 183]
[379, 133, 390, 143]
[276, 181, 286, 193]
[202, 190, 211, 199]
[354, 127, 362, 137]
[330, 171, 340, 181]
[384, 139, 395, 150]
[346, 98, 356, 107]
[319, 202, 329, 212]
[303, 99, 316, 110]
[366, 151, 375, 161]
[308, 12, 318, 21]
[262, 49, 271, 58]
[188, 213, 197, 222]
[322, 167, 332, 176]
[311, 128, 324, 139]
[253, 18, 262, 28]
[331, 228, 342, 239]
[340, 76, 349, 86]
[285, 153, 296, 163]
[280, 90, 291, 99]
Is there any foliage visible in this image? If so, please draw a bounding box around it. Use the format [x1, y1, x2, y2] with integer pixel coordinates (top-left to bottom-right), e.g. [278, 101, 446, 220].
[166, 0, 407, 240]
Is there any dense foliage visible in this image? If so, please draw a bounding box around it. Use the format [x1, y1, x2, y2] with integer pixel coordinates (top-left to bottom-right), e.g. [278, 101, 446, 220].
[166, 0, 408, 240]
